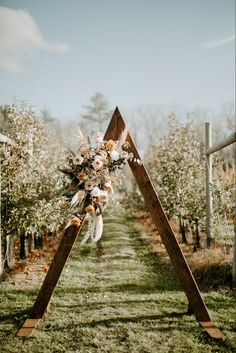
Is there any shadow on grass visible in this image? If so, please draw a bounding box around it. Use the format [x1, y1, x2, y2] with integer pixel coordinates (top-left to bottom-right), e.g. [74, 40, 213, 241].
[0, 288, 37, 296]
[54, 281, 182, 295]
[0, 289, 37, 330]
[107, 281, 180, 293]
[46, 310, 234, 351]
[57, 298, 179, 309]
[0, 308, 29, 322]
[77, 311, 187, 328]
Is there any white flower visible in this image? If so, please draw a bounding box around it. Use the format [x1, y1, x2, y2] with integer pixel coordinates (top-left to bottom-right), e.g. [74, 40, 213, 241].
[85, 179, 95, 191]
[92, 156, 103, 170]
[91, 186, 102, 197]
[73, 155, 84, 165]
[98, 150, 108, 160]
[120, 151, 129, 160]
[109, 150, 120, 161]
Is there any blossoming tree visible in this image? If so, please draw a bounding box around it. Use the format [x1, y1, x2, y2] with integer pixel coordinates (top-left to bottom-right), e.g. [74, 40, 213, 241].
[146, 114, 206, 247]
[0, 102, 67, 272]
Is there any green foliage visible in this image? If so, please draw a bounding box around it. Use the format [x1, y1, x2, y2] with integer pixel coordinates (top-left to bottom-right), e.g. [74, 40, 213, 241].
[0, 101, 68, 238]
[142, 113, 234, 245]
[147, 113, 206, 229]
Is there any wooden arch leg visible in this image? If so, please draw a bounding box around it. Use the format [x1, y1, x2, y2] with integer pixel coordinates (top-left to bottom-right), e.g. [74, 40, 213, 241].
[17, 220, 84, 337]
[104, 107, 225, 340]
[17, 107, 225, 340]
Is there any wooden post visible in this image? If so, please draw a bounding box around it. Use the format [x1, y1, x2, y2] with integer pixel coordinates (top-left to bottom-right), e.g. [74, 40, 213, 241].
[205, 132, 236, 155]
[205, 122, 213, 248]
[233, 143, 236, 288]
[0, 178, 2, 276]
[205, 129, 236, 287]
[233, 210, 236, 288]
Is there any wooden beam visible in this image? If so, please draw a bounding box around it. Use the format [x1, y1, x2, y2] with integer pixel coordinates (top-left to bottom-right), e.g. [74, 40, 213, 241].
[205, 131, 236, 155]
[17, 319, 41, 337]
[199, 321, 225, 340]
[105, 107, 225, 340]
[17, 219, 84, 336]
[205, 122, 213, 247]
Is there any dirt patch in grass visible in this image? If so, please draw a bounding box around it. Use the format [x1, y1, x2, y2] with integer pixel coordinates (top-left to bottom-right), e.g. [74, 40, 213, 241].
[2, 233, 61, 289]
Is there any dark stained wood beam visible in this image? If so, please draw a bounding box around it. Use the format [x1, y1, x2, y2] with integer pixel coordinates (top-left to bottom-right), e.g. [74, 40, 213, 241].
[104, 107, 225, 340]
[17, 220, 85, 336]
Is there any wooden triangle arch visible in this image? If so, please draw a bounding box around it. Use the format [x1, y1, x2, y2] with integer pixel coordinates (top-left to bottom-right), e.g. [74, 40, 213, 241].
[17, 107, 225, 340]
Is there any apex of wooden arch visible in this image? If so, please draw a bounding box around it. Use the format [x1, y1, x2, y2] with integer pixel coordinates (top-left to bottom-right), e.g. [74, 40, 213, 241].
[17, 107, 225, 340]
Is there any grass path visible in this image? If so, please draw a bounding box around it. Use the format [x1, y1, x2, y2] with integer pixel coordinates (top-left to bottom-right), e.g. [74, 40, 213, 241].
[0, 214, 236, 353]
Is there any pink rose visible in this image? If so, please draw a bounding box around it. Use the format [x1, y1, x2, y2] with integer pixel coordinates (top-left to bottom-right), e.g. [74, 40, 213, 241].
[73, 155, 84, 165]
[92, 156, 103, 170]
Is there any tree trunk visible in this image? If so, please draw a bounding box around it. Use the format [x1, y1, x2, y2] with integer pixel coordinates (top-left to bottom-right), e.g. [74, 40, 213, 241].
[179, 217, 188, 244]
[28, 232, 34, 253]
[3, 235, 15, 270]
[193, 220, 201, 252]
[20, 232, 26, 259]
[34, 232, 43, 249]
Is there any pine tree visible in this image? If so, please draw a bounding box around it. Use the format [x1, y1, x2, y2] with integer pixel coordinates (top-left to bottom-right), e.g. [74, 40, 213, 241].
[81, 92, 112, 131]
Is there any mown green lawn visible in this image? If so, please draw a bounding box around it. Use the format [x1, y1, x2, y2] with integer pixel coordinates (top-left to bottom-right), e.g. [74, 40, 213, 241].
[0, 214, 236, 353]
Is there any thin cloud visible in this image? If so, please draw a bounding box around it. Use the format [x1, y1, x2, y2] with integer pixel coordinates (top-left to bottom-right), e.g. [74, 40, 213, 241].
[204, 33, 235, 49]
[0, 6, 70, 73]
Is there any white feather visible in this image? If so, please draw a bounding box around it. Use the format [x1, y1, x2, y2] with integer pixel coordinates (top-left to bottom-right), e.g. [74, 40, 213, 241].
[117, 126, 128, 151]
[80, 230, 91, 245]
[70, 190, 85, 209]
[72, 126, 89, 151]
[75, 127, 86, 145]
[93, 214, 103, 243]
[80, 214, 95, 245]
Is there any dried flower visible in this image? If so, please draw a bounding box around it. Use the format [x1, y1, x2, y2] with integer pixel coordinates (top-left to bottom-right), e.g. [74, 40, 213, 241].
[62, 131, 138, 244]
[104, 181, 112, 190]
[95, 132, 104, 143]
[59, 201, 68, 209]
[85, 179, 95, 191]
[77, 171, 87, 180]
[98, 191, 108, 202]
[68, 181, 78, 190]
[92, 156, 103, 170]
[71, 217, 81, 226]
[85, 205, 95, 213]
[98, 150, 108, 159]
[109, 150, 120, 161]
[80, 144, 89, 156]
[63, 164, 73, 173]
[104, 139, 116, 151]
[73, 155, 84, 165]
[91, 186, 102, 197]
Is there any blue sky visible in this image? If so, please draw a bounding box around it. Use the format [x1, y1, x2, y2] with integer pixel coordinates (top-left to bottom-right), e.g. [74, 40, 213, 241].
[0, 0, 235, 121]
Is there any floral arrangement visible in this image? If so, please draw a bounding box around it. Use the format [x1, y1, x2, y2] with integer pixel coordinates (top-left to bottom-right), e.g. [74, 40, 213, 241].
[62, 130, 141, 244]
